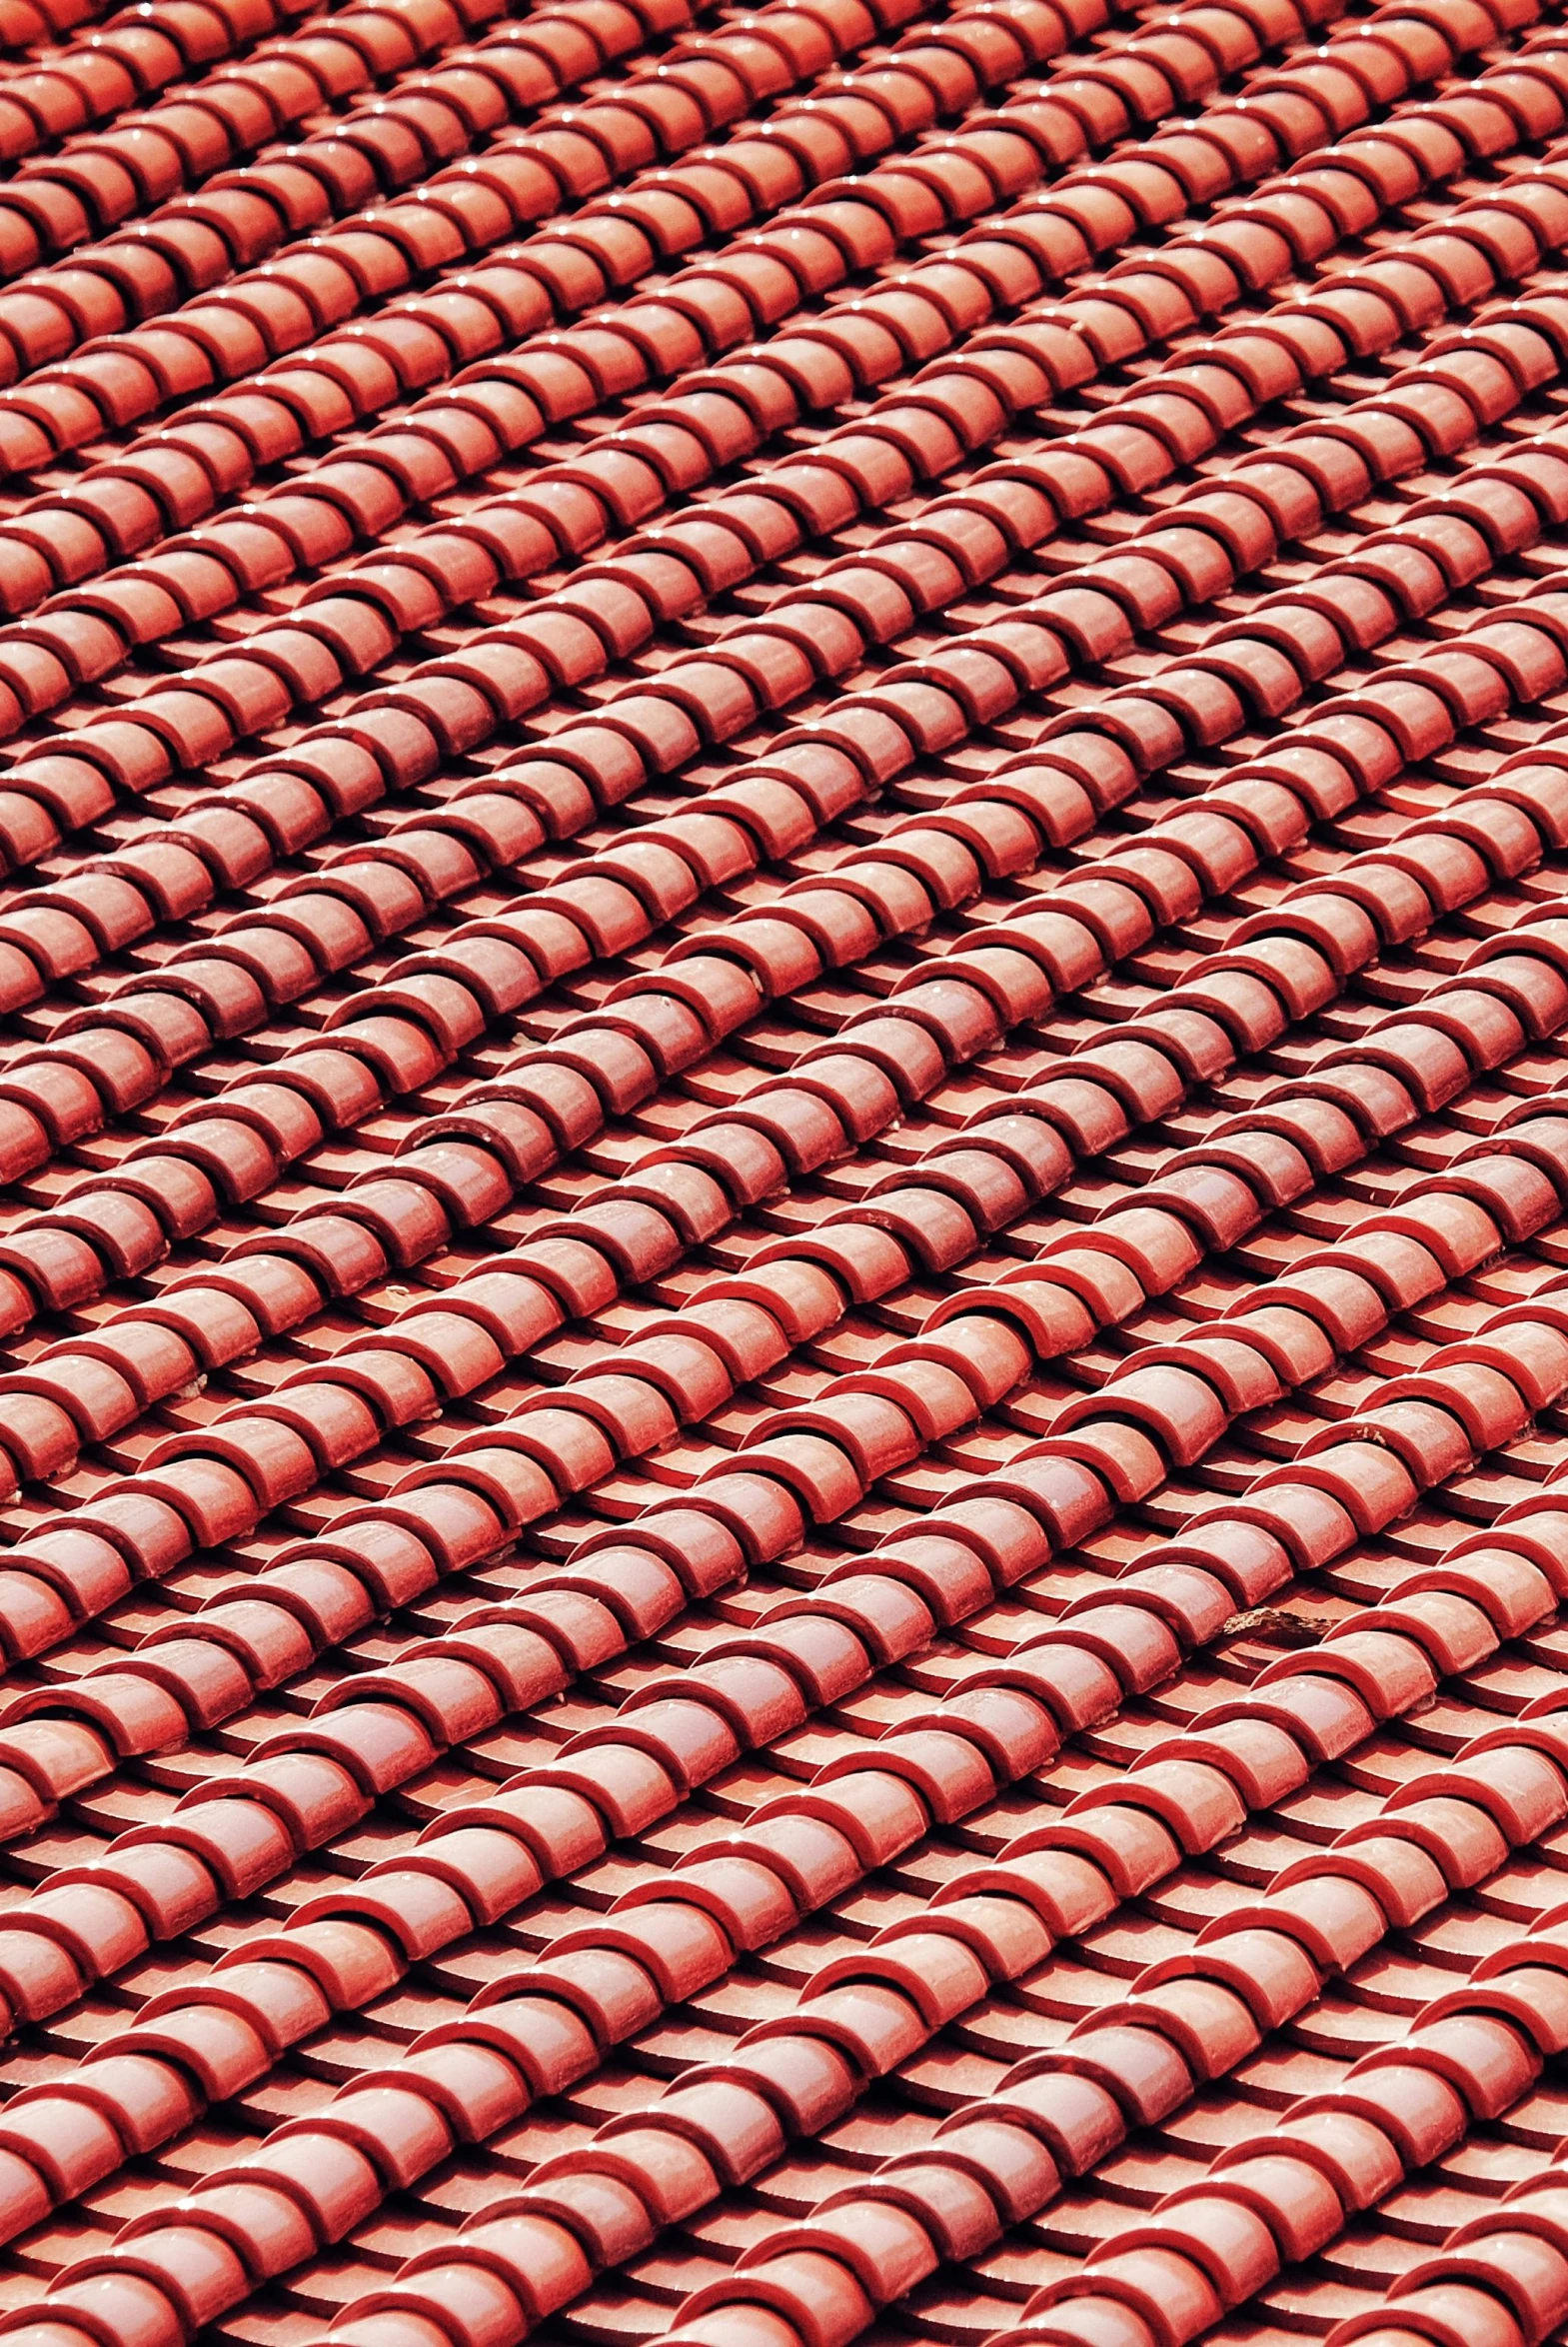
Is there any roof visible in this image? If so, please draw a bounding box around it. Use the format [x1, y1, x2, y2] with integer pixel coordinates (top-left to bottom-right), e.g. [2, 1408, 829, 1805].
[0, 0, 1564, 2341]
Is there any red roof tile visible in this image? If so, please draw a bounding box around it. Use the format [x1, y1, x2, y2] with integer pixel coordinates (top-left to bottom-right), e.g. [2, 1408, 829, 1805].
[4, 0, 1568, 2341]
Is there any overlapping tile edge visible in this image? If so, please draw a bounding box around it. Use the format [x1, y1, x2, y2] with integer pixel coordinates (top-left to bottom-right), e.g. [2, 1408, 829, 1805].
[0, 0, 1565, 2341]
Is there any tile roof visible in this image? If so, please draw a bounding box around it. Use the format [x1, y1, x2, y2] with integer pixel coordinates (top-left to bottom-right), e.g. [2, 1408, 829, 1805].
[6, 0, 1568, 2340]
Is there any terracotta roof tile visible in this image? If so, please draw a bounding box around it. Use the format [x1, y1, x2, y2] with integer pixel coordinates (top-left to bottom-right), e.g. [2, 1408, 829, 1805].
[2, 0, 1568, 2338]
